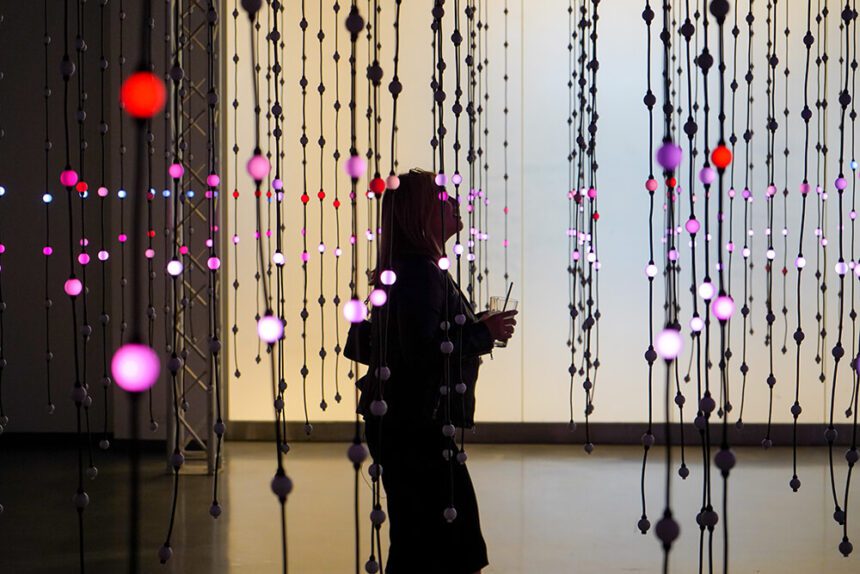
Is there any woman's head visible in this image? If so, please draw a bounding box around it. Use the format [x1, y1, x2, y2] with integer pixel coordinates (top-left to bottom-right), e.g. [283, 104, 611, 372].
[374, 169, 462, 279]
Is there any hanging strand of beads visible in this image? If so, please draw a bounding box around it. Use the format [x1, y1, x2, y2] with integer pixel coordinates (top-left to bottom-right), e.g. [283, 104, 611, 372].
[299, 0, 313, 435]
[502, 0, 509, 288]
[778, 0, 789, 360]
[59, 0, 89, 568]
[118, 0, 128, 348]
[317, 0, 329, 413]
[567, 0, 577, 433]
[44, 0, 55, 417]
[343, 5, 369, 574]
[639, 0, 657, 537]
[144, 5, 159, 436]
[0, 4, 6, 440]
[96, 0, 111, 454]
[159, 0, 185, 564]
[332, 0, 343, 405]
[232, 0, 242, 382]
[725, 0, 740, 429]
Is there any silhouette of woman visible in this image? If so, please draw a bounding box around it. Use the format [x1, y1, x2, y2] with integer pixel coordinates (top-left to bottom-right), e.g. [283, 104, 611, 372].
[355, 169, 517, 574]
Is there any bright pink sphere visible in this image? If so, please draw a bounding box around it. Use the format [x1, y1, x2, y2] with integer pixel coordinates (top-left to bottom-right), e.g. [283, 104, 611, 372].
[711, 295, 735, 321]
[111, 343, 161, 393]
[380, 269, 397, 286]
[207, 257, 221, 270]
[386, 175, 401, 190]
[685, 218, 700, 234]
[343, 298, 368, 324]
[655, 328, 683, 360]
[452, 173, 463, 186]
[60, 170, 79, 188]
[207, 174, 220, 188]
[98, 250, 109, 261]
[344, 155, 367, 179]
[247, 154, 271, 181]
[78, 253, 90, 265]
[438, 256, 451, 271]
[64, 278, 83, 297]
[43, 246, 53, 256]
[800, 182, 811, 195]
[257, 314, 284, 343]
[699, 167, 716, 185]
[435, 173, 448, 186]
[168, 163, 184, 179]
[836, 177, 848, 191]
[645, 178, 658, 192]
[166, 259, 184, 276]
[369, 288, 388, 307]
[97, 186, 109, 198]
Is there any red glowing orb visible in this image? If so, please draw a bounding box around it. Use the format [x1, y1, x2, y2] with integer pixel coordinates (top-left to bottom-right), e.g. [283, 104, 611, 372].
[711, 145, 732, 169]
[369, 177, 386, 195]
[120, 71, 167, 119]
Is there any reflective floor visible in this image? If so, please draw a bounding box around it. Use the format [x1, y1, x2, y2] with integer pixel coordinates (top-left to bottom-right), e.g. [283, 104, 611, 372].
[1, 441, 858, 573]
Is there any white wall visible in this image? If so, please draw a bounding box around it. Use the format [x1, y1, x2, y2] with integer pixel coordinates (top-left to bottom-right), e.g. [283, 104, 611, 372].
[227, 0, 857, 426]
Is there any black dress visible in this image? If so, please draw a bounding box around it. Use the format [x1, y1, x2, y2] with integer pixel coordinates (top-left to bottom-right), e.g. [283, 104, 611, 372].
[358, 253, 495, 574]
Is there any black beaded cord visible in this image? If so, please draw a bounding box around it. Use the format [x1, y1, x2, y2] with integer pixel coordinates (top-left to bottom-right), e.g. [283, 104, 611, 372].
[709, 3, 737, 573]
[736, 0, 754, 434]
[118, 0, 128, 348]
[654, 1, 682, 570]
[44, 0, 56, 417]
[825, 0, 855, 542]
[242, 2, 293, 573]
[253, 4, 263, 368]
[694, 0, 718, 567]
[503, 0, 509, 286]
[466, 1, 477, 307]
[566, 0, 578, 431]
[481, 0, 490, 308]
[144, 7, 159, 435]
[76, 0, 98, 482]
[678, 0, 697, 484]
[299, 0, 313, 436]
[232, 0, 242, 381]
[204, 0, 226, 522]
[762, 0, 777, 453]
[364, 0, 374, 283]
[779, 0, 790, 358]
[343, 6, 370, 574]
[332, 0, 343, 405]
[725, 0, 740, 428]
[97, 0, 111, 453]
[60, 0, 90, 569]
[317, 0, 329, 413]
[159, 0, 185, 564]
[0, 4, 5, 443]
[475, 0, 486, 309]
[638, 0, 657, 538]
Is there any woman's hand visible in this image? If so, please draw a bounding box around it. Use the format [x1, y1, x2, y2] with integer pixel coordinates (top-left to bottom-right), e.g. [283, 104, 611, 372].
[480, 310, 518, 341]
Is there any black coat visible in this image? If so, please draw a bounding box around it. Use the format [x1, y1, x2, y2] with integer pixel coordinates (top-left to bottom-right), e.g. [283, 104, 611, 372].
[352, 252, 495, 428]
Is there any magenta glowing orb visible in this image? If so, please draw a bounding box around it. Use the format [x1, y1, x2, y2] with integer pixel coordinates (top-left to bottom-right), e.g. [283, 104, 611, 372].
[207, 174, 220, 187]
[166, 259, 184, 277]
[344, 155, 367, 179]
[452, 173, 463, 186]
[656, 142, 682, 171]
[835, 261, 849, 276]
[386, 175, 400, 190]
[257, 314, 284, 344]
[343, 298, 368, 324]
[690, 316, 704, 332]
[60, 169, 79, 188]
[207, 257, 221, 270]
[645, 178, 658, 192]
[711, 295, 735, 321]
[369, 288, 388, 307]
[168, 163, 184, 179]
[655, 328, 683, 360]
[698, 281, 716, 300]
[698, 167, 716, 185]
[78, 253, 90, 265]
[272, 251, 285, 266]
[435, 173, 448, 186]
[111, 343, 161, 393]
[800, 182, 811, 195]
[836, 177, 848, 191]
[438, 256, 451, 271]
[246, 154, 271, 181]
[97, 186, 109, 198]
[380, 269, 397, 286]
[64, 278, 83, 297]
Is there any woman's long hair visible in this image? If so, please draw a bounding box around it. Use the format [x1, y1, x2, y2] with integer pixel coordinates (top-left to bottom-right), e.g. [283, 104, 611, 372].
[371, 169, 442, 285]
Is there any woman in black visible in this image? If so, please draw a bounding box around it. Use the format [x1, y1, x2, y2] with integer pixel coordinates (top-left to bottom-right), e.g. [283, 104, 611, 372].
[358, 170, 517, 574]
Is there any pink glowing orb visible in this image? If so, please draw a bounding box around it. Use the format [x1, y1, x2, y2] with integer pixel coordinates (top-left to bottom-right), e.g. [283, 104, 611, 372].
[111, 343, 161, 393]
[435, 173, 448, 186]
[369, 288, 388, 307]
[795, 256, 807, 269]
[166, 259, 184, 277]
[168, 163, 184, 179]
[257, 314, 284, 343]
[438, 256, 451, 271]
[343, 298, 368, 324]
[698, 281, 716, 300]
[699, 167, 716, 185]
[655, 328, 683, 360]
[246, 154, 271, 181]
[452, 173, 463, 186]
[318, 243, 326, 253]
[145, 248, 155, 259]
[690, 316, 704, 332]
[711, 295, 735, 321]
[272, 251, 285, 266]
[233, 235, 240, 245]
[97, 186, 109, 198]
[60, 169, 79, 188]
[179, 245, 189, 255]
[800, 182, 810, 195]
[344, 155, 367, 179]
[386, 175, 400, 190]
[685, 218, 700, 234]
[78, 253, 90, 265]
[645, 178, 658, 192]
[207, 174, 220, 188]
[272, 178, 283, 190]
[454, 243, 465, 255]
[380, 270, 397, 286]
[64, 278, 83, 297]
[645, 263, 658, 278]
[334, 247, 342, 257]
[766, 184, 777, 197]
[587, 187, 597, 199]
[656, 142, 682, 171]
[118, 233, 128, 243]
[836, 177, 848, 191]
[43, 246, 53, 256]
[207, 257, 221, 270]
[301, 251, 310, 263]
[835, 261, 849, 276]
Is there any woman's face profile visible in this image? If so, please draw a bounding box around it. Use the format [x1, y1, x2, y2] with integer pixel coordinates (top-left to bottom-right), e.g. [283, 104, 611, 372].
[428, 192, 464, 243]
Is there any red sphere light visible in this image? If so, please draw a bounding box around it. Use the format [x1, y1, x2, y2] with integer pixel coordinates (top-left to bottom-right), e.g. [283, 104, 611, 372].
[120, 71, 167, 119]
[369, 177, 386, 195]
[711, 145, 732, 169]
